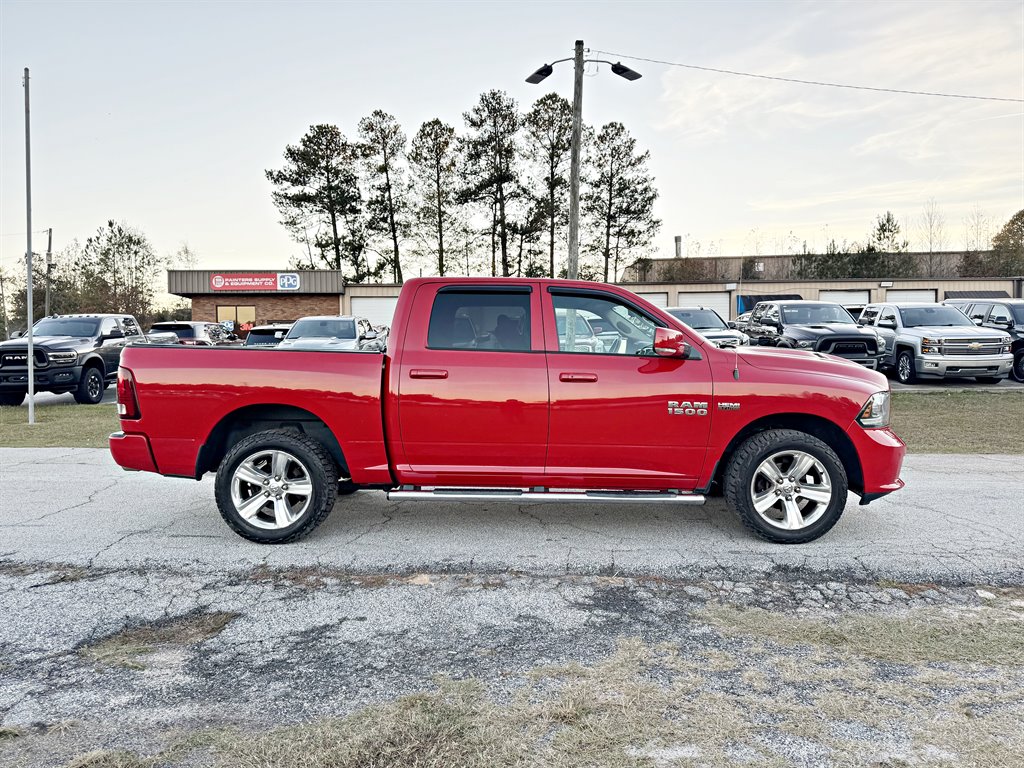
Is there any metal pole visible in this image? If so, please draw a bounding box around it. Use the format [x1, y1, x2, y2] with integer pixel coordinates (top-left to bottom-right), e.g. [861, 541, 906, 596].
[24, 67, 35, 425]
[567, 40, 584, 281]
[45, 227, 52, 316]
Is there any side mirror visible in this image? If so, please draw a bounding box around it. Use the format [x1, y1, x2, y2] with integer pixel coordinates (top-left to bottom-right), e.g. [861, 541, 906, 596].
[653, 327, 690, 358]
[972, 318, 984, 326]
[10, 330, 23, 339]
[877, 319, 896, 329]
[727, 321, 738, 329]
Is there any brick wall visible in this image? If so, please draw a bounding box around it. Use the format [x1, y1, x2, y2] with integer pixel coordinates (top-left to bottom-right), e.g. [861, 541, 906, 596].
[190, 295, 342, 325]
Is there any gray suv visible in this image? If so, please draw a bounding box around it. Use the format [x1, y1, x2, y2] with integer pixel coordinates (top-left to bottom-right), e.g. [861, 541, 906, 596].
[858, 303, 1013, 384]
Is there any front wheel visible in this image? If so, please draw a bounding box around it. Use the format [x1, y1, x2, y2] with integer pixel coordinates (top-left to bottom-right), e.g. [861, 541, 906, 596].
[214, 430, 338, 544]
[73, 366, 105, 404]
[1011, 353, 1024, 383]
[0, 391, 26, 407]
[895, 350, 917, 384]
[724, 429, 848, 544]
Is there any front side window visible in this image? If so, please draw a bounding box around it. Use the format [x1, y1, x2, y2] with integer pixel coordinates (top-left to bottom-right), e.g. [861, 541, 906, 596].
[99, 318, 119, 337]
[550, 292, 660, 355]
[859, 307, 880, 325]
[121, 317, 143, 338]
[967, 303, 991, 321]
[427, 291, 532, 351]
[879, 308, 898, 326]
[989, 305, 1012, 324]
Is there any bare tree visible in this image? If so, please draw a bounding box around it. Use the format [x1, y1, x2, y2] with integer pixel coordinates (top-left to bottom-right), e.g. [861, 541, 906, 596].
[917, 198, 948, 252]
[963, 205, 992, 251]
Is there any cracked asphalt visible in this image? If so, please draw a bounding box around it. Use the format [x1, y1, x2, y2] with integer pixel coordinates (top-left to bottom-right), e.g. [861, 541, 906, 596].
[1, 447, 1022, 767]
[2, 448, 1021, 583]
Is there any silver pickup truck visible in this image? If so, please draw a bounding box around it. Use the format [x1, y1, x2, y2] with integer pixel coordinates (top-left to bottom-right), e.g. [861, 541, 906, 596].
[858, 303, 1013, 384]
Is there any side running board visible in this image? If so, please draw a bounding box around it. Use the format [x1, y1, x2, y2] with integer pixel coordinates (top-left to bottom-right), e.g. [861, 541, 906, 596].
[386, 487, 705, 505]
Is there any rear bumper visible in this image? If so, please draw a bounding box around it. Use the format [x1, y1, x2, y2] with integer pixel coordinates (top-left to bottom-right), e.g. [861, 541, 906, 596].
[915, 353, 1013, 379]
[845, 424, 906, 503]
[109, 431, 157, 473]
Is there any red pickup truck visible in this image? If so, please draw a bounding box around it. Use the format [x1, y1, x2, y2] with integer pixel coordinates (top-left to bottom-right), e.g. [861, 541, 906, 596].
[109, 278, 905, 545]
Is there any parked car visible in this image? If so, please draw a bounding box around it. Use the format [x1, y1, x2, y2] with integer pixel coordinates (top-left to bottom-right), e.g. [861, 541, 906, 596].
[554, 309, 604, 353]
[149, 321, 237, 346]
[243, 324, 293, 348]
[277, 316, 381, 352]
[943, 298, 1024, 382]
[666, 307, 749, 348]
[110, 277, 905, 546]
[743, 300, 885, 368]
[859, 303, 1013, 384]
[0, 313, 149, 405]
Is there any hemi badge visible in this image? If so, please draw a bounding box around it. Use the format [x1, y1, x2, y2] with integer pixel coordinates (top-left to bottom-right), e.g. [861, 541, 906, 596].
[718, 402, 741, 410]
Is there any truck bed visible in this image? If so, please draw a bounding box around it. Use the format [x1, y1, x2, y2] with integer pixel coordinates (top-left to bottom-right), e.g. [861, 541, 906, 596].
[117, 345, 391, 483]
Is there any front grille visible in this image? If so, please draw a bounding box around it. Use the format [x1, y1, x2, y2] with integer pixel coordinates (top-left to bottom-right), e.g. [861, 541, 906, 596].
[940, 338, 1005, 356]
[0, 349, 47, 368]
[816, 337, 876, 356]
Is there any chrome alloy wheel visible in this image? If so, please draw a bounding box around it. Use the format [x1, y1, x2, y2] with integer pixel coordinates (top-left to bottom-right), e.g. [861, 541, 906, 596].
[230, 449, 313, 530]
[897, 354, 911, 383]
[749, 450, 833, 531]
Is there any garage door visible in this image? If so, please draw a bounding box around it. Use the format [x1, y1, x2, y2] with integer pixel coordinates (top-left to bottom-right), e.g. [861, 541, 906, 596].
[351, 296, 400, 327]
[886, 289, 937, 303]
[635, 291, 668, 308]
[673, 291, 731, 320]
[819, 290, 871, 305]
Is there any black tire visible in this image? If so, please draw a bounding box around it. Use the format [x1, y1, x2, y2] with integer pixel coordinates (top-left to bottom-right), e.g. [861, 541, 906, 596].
[724, 429, 848, 544]
[73, 366, 105, 404]
[975, 377, 1002, 384]
[214, 429, 338, 544]
[1012, 353, 1024, 383]
[0, 391, 26, 407]
[895, 349, 917, 384]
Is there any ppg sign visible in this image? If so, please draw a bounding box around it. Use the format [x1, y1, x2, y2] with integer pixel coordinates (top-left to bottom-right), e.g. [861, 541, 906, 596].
[277, 273, 300, 291]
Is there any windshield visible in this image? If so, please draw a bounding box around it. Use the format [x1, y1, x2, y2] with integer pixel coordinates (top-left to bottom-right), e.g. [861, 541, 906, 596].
[245, 329, 287, 345]
[899, 306, 975, 328]
[288, 318, 356, 340]
[668, 309, 727, 330]
[780, 304, 854, 325]
[32, 318, 99, 337]
[1010, 305, 1024, 324]
[152, 323, 196, 338]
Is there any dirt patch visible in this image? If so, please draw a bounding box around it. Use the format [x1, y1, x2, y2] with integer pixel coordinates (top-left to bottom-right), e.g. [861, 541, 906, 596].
[79, 611, 238, 670]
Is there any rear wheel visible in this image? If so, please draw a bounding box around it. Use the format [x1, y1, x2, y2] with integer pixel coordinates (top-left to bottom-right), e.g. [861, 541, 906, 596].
[0, 391, 25, 407]
[215, 430, 338, 544]
[73, 366, 105, 404]
[724, 429, 848, 544]
[895, 350, 917, 384]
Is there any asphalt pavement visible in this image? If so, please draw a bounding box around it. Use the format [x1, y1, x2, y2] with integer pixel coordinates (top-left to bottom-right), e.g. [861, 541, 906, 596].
[3, 447, 1021, 584]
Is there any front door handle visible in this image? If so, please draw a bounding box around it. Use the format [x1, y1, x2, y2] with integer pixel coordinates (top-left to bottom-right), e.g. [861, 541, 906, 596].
[410, 369, 448, 379]
[559, 372, 598, 383]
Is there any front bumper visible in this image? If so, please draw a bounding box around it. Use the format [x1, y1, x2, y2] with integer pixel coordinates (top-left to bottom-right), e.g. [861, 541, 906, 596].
[845, 424, 906, 503]
[0, 365, 84, 392]
[914, 353, 1013, 379]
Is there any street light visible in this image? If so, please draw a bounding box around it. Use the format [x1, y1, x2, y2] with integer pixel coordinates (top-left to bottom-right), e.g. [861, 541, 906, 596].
[526, 40, 641, 280]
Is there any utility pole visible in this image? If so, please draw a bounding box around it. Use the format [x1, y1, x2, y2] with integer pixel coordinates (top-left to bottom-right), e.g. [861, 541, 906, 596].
[567, 40, 584, 281]
[24, 67, 36, 425]
[44, 227, 52, 316]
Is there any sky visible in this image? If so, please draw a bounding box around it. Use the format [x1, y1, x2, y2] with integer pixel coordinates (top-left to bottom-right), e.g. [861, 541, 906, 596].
[1, 0, 1022, 279]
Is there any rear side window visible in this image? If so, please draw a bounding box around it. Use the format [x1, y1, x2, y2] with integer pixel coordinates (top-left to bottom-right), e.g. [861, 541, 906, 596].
[427, 291, 532, 351]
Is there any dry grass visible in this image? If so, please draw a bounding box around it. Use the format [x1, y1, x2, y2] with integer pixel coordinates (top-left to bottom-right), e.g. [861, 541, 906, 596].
[891, 390, 1024, 453]
[62, 751, 152, 768]
[0, 402, 119, 448]
[79, 611, 238, 670]
[702, 603, 1024, 665]
[0, 728, 23, 741]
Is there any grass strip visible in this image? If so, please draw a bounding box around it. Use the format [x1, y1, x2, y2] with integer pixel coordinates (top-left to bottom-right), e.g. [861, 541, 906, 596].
[0, 403, 118, 448]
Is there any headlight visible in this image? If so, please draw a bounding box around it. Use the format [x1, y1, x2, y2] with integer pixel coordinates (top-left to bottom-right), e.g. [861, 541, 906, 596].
[48, 351, 78, 367]
[1002, 337, 1012, 354]
[921, 337, 940, 354]
[741, 333, 750, 345]
[857, 392, 891, 428]
[875, 335, 886, 351]
[796, 340, 814, 348]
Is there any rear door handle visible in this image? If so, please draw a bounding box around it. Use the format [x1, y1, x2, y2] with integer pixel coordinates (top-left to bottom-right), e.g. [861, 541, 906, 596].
[559, 372, 598, 383]
[410, 369, 448, 379]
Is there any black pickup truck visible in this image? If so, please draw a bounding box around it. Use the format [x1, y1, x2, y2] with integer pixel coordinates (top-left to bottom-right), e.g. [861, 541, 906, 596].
[742, 300, 885, 369]
[0, 314, 152, 406]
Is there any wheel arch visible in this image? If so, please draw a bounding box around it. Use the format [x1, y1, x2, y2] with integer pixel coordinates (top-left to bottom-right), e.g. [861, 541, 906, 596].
[712, 413, 864, 496]
[195, 404, 347, 479]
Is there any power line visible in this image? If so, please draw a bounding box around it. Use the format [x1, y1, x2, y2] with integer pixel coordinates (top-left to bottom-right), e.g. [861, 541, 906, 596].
[603, 50, 1024, 103]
